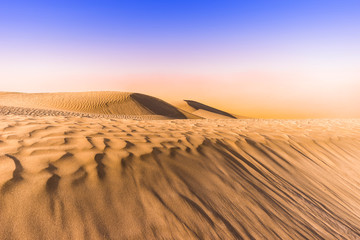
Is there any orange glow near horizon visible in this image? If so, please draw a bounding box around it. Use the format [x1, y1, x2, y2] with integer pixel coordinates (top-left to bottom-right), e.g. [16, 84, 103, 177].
[0, 63, 359, 119]
[119, 72, 359, 119]
[1, 27, 359, 119]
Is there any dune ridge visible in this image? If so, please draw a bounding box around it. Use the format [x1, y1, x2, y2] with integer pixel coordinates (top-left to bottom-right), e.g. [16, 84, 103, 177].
[0, 92, 189, 119]
[174, 100, 246, 119]
[0, 92, 246, 120]
[0, 114, 360, 239]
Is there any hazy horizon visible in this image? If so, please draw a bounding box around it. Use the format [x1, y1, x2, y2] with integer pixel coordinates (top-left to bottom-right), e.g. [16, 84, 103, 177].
[1, 0, 359, 118]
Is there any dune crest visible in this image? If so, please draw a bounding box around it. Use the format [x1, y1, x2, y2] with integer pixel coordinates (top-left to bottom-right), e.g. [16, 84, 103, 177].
[174, 100, 246, 119]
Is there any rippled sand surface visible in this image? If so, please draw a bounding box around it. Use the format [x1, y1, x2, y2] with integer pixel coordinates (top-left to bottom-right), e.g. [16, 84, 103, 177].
[1, 116, 360, 239]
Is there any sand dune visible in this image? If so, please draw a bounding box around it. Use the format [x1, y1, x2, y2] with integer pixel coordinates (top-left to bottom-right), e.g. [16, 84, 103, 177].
[174, 100, 246, 119]
[0, 111, 360, 239]
[0, 92, 245, 120]
[0, 92, 189, 119]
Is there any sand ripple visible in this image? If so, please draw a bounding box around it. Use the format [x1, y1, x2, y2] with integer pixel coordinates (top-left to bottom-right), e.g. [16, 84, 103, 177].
[0, 116, 360, 239]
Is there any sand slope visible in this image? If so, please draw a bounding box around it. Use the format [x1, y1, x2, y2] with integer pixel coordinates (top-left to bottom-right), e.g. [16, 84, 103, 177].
[0, 92, 246, 120]
[0, 92, 189, 119]
[174, 100, 246, 119]
[0, 115, 360, 239]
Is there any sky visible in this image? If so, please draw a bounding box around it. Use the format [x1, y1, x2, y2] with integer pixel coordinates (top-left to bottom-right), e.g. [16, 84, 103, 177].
[0, 0, 359, 118]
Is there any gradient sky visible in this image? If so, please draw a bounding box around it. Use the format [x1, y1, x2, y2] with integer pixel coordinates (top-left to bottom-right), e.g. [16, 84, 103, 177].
[1, 0, 359, 118]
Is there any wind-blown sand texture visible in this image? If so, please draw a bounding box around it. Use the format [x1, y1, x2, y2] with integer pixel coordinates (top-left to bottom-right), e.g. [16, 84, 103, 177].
[0, 92, 360, 239]
[0, 92, 245, 120]
[0, 92, 190, 119]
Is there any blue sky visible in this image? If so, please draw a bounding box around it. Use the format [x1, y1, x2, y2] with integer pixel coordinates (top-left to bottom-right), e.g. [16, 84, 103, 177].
[1, 0, 359, 117]
[2, 0, 359, 50]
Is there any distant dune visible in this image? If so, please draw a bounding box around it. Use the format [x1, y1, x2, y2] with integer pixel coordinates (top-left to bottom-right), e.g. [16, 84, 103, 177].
[173, 100, 247, 119]
[0, 92, 190, 119]
[0, 92, 359, 239]
[0, 92, 244, 120]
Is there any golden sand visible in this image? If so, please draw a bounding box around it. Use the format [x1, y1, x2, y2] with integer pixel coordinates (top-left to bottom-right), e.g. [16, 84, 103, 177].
[0, 92, 359, 239]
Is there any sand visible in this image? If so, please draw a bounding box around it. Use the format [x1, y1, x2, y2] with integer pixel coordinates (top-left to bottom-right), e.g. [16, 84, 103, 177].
[0, 92, 360, 239]
[0, 92, 190, 119]
[173, 100, 246, 119]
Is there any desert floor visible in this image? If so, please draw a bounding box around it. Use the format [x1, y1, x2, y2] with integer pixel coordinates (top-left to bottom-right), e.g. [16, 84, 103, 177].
[1, 115, 360, 239]
[0, 92, 360, 239]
